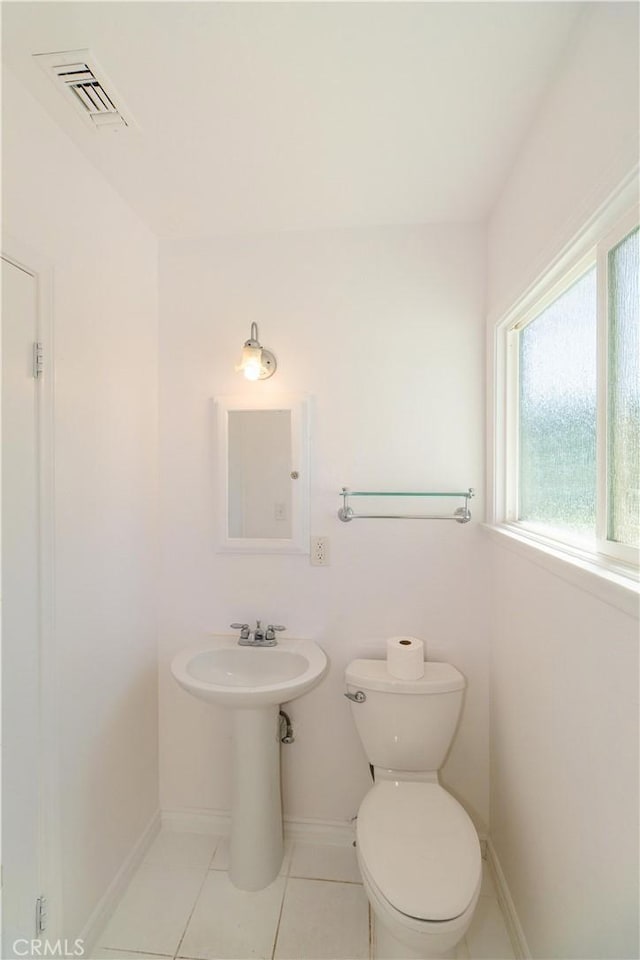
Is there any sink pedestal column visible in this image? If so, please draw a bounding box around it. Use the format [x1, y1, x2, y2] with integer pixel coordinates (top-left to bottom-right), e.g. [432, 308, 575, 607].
[229, 705, 283, 891]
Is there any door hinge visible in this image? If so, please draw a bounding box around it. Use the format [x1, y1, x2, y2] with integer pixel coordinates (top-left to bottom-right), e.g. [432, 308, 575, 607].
[36, 895, 48, 935]
[33, 341, 44, 379]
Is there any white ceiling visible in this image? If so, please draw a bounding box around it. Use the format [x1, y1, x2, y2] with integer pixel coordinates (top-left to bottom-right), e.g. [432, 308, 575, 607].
[3, 2, 583, 238]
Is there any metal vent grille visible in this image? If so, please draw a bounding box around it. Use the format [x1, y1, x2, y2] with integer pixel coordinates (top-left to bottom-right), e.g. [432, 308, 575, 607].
[33, 50, 130, 130]
[57, 63, 119, 116]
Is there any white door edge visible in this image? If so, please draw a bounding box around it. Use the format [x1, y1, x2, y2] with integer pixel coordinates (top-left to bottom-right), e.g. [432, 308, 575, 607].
[1, 235, 62, 944]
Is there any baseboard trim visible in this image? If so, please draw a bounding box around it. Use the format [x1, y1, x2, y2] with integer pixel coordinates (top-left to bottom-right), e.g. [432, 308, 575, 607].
[486, 837, 531, 960]
[161, 806, 231, 835]
[161, 807, 355, 846]
[284, 815, 355, 845]
[79, 809, 161, 956]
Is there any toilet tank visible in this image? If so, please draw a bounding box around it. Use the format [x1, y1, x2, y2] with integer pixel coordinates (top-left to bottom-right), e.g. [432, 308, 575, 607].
[345, 659, 465, 773]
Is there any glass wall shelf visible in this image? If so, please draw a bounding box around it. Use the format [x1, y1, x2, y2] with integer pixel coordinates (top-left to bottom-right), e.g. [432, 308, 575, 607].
[338, 487, 474, 523]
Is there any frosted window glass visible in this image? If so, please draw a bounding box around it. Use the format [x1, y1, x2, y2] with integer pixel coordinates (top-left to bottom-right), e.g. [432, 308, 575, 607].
[519, 268, 597, 541]
[608, 227, 640, 548]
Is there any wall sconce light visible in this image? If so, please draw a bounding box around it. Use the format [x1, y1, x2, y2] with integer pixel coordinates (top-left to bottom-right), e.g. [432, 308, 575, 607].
[236, 322, 277, 381]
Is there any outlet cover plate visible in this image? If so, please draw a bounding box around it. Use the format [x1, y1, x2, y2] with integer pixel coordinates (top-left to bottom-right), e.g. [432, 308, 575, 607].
[310, 536, 329, 566]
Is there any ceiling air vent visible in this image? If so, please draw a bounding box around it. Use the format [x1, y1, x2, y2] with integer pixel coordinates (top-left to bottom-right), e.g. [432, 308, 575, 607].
[33, 49, 132, 131]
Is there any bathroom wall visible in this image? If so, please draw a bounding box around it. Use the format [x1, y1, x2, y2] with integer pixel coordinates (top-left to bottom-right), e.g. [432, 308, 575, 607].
[158, 224, 490, 833]
[486, 4, 639, 958]
[488, 2, 639, 321]
[2, 69, 159, 940]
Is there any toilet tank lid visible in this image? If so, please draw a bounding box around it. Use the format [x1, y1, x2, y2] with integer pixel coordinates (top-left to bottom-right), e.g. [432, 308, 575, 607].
[345, 659, 465, 694]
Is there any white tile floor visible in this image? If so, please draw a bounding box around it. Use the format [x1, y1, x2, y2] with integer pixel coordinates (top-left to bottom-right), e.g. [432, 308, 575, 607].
[93, 830, 516, 960]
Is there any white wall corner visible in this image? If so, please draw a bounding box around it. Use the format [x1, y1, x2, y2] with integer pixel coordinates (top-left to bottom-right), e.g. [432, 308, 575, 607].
[78, 810, 161, 957]
[486, 837, 531, 960]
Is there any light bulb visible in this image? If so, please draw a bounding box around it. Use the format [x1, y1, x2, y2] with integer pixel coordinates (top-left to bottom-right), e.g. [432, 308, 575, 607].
[243, 358, 262, 381]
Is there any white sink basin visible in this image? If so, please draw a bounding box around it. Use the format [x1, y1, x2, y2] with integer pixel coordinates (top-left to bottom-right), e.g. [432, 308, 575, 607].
[171, 635, 327, 707]
[171, 634, 328, 891]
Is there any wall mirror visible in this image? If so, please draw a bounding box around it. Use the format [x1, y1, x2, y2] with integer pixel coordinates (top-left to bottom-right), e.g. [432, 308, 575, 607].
[215, 395, 310, 554]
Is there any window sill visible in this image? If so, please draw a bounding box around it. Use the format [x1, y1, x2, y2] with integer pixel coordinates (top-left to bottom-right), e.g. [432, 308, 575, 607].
[482, 522, 639, 619]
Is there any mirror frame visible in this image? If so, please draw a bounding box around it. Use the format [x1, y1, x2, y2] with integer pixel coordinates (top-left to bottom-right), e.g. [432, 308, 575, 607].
[214, 395, 310, 554]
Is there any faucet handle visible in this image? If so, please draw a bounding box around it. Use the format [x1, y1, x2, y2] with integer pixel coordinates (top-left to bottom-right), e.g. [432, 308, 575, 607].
[265, 624, 286, 641]
[230, 622, 249, 630]
[268, 625, 286, 632]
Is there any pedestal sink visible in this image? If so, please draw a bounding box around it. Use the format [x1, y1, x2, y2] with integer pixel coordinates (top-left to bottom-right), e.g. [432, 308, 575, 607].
[171, 635, 327, 890]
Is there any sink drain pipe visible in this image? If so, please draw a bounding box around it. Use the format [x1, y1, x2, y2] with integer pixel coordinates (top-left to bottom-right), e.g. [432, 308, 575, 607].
[279, 710, 294, 744]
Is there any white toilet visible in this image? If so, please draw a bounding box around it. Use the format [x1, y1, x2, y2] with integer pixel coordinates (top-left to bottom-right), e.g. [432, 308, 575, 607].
[345, 659, 482, 960]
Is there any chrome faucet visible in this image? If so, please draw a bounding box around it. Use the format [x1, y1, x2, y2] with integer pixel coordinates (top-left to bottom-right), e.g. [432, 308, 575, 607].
[230, 621, 286, 646]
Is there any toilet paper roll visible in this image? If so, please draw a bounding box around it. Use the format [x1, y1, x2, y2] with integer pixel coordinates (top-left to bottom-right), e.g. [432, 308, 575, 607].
[386, 636, 425, 680]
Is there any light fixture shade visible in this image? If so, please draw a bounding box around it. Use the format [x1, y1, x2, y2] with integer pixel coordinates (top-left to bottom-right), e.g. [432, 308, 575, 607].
[235, 323, 276, 380]
[237, 343, 263, 380]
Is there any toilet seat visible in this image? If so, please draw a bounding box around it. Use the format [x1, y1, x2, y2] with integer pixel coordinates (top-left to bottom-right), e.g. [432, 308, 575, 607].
[357, 780, 481, 922]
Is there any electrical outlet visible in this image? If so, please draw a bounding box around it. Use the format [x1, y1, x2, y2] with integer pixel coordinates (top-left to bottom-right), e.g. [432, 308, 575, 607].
[310, 536, 330, 566]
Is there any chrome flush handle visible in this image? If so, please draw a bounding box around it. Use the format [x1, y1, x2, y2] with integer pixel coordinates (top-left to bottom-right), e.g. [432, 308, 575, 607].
[344, 690, 366, 703]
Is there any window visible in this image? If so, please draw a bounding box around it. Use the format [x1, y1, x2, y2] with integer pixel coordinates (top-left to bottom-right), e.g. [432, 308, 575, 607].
[501, 210, 639, 570]
[608, 226, 639, 551]
[518, 266, 597, 544]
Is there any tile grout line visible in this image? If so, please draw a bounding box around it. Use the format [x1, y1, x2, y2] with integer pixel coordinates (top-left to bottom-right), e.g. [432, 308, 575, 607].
[101, 951, 173, 959]
[270, 842, 293, 960]
[288, 874, 363, 885]
[172, 837, 223, 960]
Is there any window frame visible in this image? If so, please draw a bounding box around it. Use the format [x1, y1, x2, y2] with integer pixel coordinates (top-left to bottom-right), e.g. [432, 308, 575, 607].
[493, 202, 640, 580]
[596, 210, 639, 567]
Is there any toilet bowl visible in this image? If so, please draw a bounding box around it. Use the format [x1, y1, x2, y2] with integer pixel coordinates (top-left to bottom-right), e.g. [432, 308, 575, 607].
[345, 659, 481, 959]
[356, 780, 481, 959]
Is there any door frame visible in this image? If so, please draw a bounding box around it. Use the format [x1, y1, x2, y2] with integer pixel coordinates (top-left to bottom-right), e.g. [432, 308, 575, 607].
[1, 234, 62, 944]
